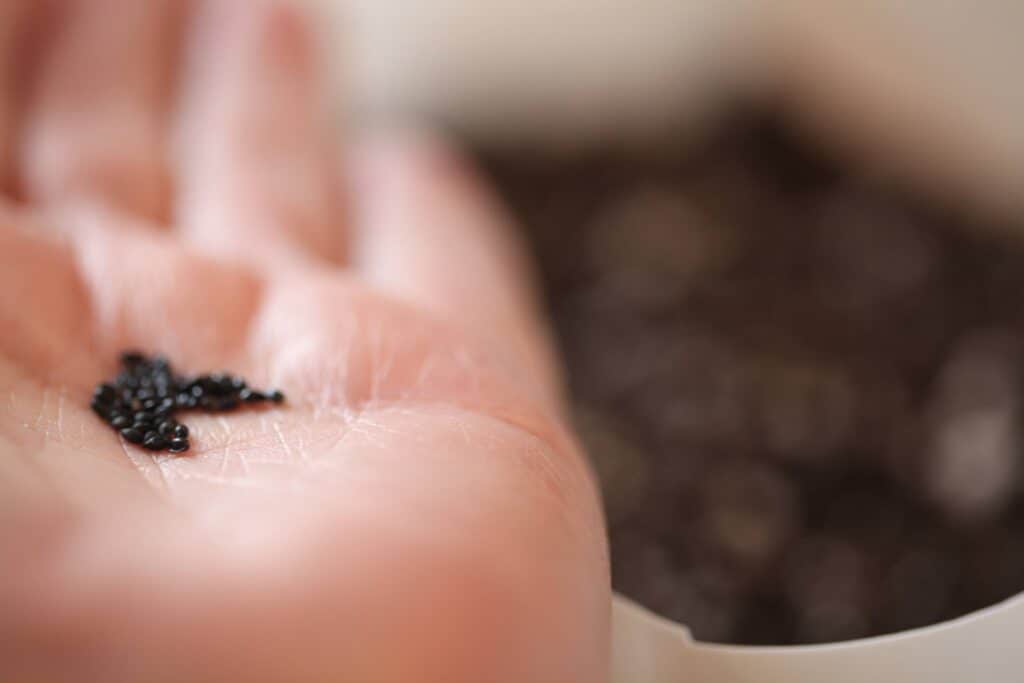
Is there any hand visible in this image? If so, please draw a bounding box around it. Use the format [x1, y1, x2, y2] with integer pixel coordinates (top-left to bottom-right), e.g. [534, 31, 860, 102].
[0, 2, 608, 680]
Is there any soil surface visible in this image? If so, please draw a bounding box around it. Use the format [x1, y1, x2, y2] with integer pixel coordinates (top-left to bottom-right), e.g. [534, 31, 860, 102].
[482, 111, 1024, 645]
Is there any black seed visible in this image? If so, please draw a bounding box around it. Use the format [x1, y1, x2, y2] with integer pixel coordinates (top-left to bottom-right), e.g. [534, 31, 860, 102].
[120, 427, 145, 444]
[154, 398, 175, 416]
[143, 434, 168, 451]
[201, 396, 237, 411]
[239, 388, 263, 402]
[93, 383, 117, 404]
[120, 351, 145, 366]
[91, 398, 112, 418]
[199, 375, 221, 393]
[168, 438, 190, 453]
[97, 352, 286, 453]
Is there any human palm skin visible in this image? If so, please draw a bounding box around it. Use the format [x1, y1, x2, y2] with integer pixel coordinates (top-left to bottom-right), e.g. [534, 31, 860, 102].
[0, 2, 609, 681]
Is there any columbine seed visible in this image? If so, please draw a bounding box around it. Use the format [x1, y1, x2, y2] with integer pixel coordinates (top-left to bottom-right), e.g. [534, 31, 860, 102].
[168, 438, 190, 453]
[93, 352, 285, 454]
[143, 434, 168, 451]
[120, 428, 145, 444]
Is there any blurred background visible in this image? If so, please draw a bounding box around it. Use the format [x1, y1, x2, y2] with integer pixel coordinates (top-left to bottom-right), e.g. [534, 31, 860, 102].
[308, 0, 1024, 644]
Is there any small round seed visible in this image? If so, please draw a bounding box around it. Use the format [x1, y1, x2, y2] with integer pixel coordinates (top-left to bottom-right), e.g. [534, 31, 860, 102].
[133, 411, 154, 423]
[240, 388, 265, 402]
[200, 374, 224, 394]
[93, 383, 117, 404]
[110, 415, 131, 429]
[120, 427, 145, 444]
[120, 351, 145, 366]
[157, 419, 177, 436]
[90, 398, 112, 418]
[173, 423, 189, 439]
[269, 390, 285, 404]
[168, 438, 190, 453]
[154, 398, 175, 415]
[202, 396, 238, 411]
[143, 434, 168, 451]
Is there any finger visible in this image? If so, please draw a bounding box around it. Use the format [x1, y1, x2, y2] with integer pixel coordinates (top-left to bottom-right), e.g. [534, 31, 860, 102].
[50, 204, 263, 369]
[20, 0, 179, 221]
[0, 0, 36, 195]
[354, 131, 565, 412]
[177, 0, 345, 267]
[0, 204, 99, 380]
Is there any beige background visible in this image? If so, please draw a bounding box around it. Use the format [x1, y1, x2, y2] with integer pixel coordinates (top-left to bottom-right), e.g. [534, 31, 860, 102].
[307, 0, 1024, 223]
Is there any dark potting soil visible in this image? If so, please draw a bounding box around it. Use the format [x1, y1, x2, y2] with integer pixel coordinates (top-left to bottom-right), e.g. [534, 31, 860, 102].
[481, 110, 1024, 645]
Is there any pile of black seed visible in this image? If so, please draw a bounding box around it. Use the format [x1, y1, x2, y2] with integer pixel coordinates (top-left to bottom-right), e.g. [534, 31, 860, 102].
[90, 351, 284, 454]
[482, 110, 1024, 645]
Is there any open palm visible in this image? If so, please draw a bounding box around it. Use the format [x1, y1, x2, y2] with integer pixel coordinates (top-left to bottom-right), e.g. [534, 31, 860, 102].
[0, 2, 608, 681]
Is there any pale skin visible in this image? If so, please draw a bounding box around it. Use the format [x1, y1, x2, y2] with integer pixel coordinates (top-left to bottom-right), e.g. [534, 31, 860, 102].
[0, 2, 610, 681]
